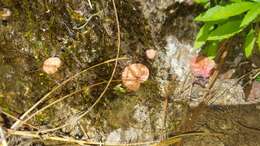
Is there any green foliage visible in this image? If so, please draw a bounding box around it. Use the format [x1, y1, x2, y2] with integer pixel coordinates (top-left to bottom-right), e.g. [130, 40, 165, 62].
[258, 31, 260, 50]
[113, 84, 126, 96]
[207, 18, 243, 40]
[195, 2, 254, 21]
[256, 75, 260, 82]
[194, 0, 210, 8]
[194, 0, 209, 4]
[230, 0, 243, 2]
[194, 23, 214, 48]
[202, 41, 220, 59]
[194, 0, 260, 58]
[241, 5, 260, 27]
[244, 29, 256, 57]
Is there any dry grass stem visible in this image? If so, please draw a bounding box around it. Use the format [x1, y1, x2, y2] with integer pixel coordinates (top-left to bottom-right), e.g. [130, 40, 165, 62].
[153, 131, 223, 146]
[7, 129, 159, 146]
[87, 0, 93, 9]
[0, 127, 8, 146]
[11, 57, 127, 130]
[36, 0, 122, 134]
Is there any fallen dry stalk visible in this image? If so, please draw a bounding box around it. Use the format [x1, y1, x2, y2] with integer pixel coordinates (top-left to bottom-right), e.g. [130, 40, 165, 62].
[0, 109, 38, 130]
[0, 127, 7, 146]
[152, 131, 223, 146]
[11, 57, 127, 130]
[177, 40, 230, 146]
[7, 129, 221, 146]
[7, 129, 159, 146]
[203, 42, 229, 103]
[18, 80, 120, 129]
[36, 0, 122, 134]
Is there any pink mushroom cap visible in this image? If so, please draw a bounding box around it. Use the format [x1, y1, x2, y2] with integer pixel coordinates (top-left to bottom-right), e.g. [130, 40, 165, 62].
[122, 63, 149, 91]
[43, 57, 62, 74]
[145, 49, 157, 60]
[190, 55, 216, 78]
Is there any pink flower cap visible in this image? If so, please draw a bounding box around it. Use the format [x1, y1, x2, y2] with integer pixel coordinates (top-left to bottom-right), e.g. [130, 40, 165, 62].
[190, 55, 216, 78]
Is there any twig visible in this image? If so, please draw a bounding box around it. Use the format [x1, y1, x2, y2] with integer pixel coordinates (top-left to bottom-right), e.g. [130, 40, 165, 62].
[37, 0, 122, 134]
[236, 121, 260, 133]
[11, 57, 127, 130]
[73, 10, 103, 30]
[87, 0, 93, 9]
[75, 0, 121, 120]
[14, 80, 120, 131]
[0, 110, 38, 130]
[161, 96, 169, 140]
[0, 127, 7, 146]
[177, 40, 230, 146]
[152, 131, 223, 146]
[209, 68, 260, 104]
[241, 68, 260, 88]
[203, 41, 229, 103]
[7, 129, 221, 146]
[7, 129, 158, 146]
[79, 122, 88, 139]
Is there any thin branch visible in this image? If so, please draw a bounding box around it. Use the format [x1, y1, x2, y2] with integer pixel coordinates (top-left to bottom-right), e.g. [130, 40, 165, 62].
[0, 127, 8, 146]
[19, 80, 120, 128]
[73, 10, 103, 30]
[152, 131, 223, 146]
[203, 41, 229, 103]
[87, 0, 93, 9]
[7, 129, 221, 146]
[11, 57, 127, 130]
[0, 110, 38, 130]
[38, 0, 122, 134]
[7, 129, 158, 146]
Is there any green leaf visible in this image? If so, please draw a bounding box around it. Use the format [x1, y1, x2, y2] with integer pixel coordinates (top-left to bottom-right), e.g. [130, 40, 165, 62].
[195, 2, 255, 21]
[257, 32, 260, 51]
[202, 41, 220, 59]
[256, 75, 260, 82]
[230, 0, 242, 2]
[244, 29, 256, 58]
[251, 0, 260, 2]
[194, 23, 214, 49]
[208, 18, 243, 40]
[240, 5, 260, 27]
[113, 84, 126, 95]
[194, 0, 209, 4]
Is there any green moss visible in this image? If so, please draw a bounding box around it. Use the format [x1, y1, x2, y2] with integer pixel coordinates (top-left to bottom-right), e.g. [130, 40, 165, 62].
[0, 93, 11, 113]
[34, 112, 51, 124]
[0, 0, 161, 138]
[136, 80, 161, 102]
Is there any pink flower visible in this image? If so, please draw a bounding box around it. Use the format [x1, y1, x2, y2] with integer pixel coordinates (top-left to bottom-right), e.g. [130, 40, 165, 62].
[145, 49, 157, 60]
[43, 57, 62, 74]
[122, 63, 149, 91]
[190, 55, 216, 78]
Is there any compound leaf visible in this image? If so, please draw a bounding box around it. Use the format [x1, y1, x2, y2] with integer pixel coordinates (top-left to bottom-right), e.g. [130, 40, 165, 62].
[257, 31, 260, 51]
[244, 29, 256, 58]
[202, 41, 220, 59]
[194, 23, 214, 49]
[195, 2, 254, 21]
[208, 18, 243, 40]
[240, 5, 260, 27]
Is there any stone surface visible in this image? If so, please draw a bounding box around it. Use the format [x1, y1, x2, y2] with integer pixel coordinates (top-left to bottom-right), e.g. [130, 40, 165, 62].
[247, 81, 260, 103]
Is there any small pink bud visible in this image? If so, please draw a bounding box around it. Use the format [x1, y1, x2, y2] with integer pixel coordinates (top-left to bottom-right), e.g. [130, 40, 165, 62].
[122, 63, 149, 91]
[190, 55, 216, 78]
[145, 49, 157, 60]
[43, 57, 62, 74]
